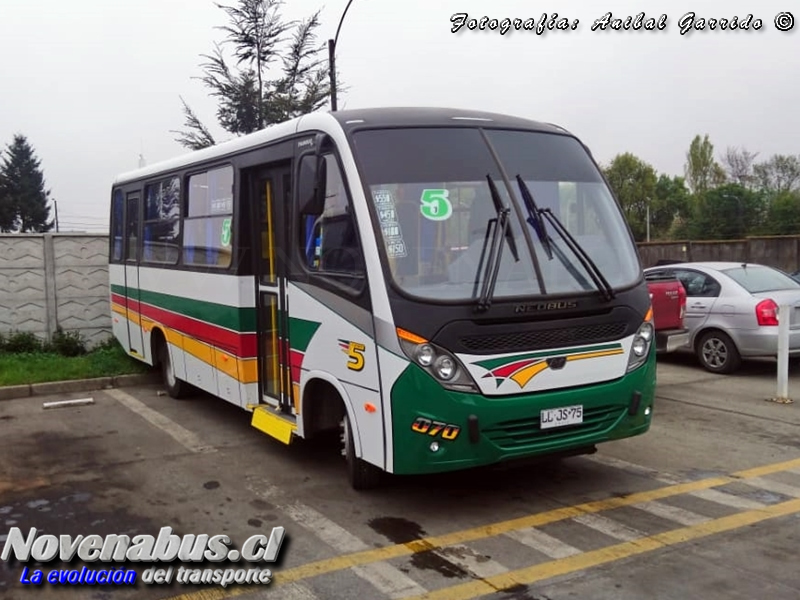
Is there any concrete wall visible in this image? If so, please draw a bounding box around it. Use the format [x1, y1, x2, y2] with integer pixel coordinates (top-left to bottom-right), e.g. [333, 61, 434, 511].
[0, 233, 111, 348]
[637, 235, 800, 272]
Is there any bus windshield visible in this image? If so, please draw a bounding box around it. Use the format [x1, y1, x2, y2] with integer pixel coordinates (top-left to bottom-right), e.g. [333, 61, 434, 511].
[351, 127, 641, 302]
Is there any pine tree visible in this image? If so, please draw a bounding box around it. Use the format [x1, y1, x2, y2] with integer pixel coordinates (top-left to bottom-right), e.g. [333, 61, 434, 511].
[0, 134, 54, 233]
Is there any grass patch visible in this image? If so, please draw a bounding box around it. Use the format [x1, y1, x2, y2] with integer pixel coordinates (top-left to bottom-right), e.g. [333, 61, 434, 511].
[0, 341, 152, 386]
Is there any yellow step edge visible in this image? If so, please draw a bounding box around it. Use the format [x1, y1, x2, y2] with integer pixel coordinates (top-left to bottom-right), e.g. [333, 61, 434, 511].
[251, 405, 297, 445]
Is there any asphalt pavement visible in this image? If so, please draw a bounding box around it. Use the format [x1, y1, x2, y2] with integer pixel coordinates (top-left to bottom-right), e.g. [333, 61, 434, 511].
[1, 352, 800, 600]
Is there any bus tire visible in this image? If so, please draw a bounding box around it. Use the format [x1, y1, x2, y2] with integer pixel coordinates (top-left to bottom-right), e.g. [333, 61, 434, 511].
[341, 413, 382, 490]
[158, 341, 189, 399]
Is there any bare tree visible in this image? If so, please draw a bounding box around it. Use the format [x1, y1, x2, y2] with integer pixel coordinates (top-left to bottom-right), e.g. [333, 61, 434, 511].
[721, 146, 759, 188]
[753, 154, 800, 194]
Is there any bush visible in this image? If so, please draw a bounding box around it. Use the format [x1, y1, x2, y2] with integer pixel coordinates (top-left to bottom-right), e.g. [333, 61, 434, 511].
[45, 327, 88, 357]
[3, 331, 43, 354]
[93, 335, 121, 352]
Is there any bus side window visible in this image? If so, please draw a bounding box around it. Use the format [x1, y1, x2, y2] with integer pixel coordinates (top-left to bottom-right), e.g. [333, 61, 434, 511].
[125, 192, 140, 262]
[298, 153, 365, 292]
[110, 189, 124, 262]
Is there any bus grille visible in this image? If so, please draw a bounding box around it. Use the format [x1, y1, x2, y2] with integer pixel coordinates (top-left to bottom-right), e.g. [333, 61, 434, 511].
[483, 405, 625, 450]
[460, 322, 628, 354]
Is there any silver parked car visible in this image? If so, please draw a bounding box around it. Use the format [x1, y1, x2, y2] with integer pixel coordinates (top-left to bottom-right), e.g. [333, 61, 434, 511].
[643, 261, 800, 374]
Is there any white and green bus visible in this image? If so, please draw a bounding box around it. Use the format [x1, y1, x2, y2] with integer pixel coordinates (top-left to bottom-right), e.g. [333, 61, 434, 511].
[109, 107, 656, 489]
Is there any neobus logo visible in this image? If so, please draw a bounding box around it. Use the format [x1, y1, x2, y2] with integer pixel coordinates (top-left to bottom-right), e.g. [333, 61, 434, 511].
[514, 300, 578, 314]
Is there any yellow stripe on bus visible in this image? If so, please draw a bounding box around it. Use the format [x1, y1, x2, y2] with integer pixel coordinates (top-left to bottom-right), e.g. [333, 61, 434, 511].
[566, 348, 625, 361]
[213, 348, 239, 380]
[510, 361, 549, 387]
[110, 301, 259, 384]
[183, 336, 214, 365]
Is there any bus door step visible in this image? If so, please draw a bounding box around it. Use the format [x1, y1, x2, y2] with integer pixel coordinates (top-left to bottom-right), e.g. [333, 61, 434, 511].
[251, 405, 297, 445]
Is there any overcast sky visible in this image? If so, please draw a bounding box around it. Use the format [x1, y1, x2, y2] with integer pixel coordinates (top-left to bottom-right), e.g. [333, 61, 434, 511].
[0, 0, 797, 232]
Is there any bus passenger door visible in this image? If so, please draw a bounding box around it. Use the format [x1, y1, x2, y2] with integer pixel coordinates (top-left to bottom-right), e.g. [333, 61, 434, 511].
[253, 165, 293, 414]
[123, 191, 144, 357]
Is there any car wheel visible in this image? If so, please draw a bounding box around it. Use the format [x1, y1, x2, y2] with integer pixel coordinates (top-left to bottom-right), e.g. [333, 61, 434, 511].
[696, 330, 741, 374]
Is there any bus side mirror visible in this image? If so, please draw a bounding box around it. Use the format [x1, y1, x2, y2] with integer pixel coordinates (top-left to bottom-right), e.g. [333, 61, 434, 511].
[299, 155, 327, 217]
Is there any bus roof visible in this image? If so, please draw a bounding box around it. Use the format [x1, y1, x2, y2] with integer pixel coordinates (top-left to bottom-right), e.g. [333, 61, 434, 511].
[329, 107, 569, 136]
[113, 107, 572, 186]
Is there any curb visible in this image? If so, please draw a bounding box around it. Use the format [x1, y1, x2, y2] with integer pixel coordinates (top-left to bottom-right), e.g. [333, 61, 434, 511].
[0, 372, 161, 402]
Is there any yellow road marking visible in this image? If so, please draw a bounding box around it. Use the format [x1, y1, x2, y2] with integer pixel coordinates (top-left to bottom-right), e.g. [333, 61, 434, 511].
[402, 497, 800, 600]
[160, 455, 800, 600]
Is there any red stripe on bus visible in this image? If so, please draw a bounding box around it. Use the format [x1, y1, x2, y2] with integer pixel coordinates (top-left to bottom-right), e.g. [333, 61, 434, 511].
[112, 293, 257, 358]
[112, 292, 128, 308]
[290, 350, 304, 383]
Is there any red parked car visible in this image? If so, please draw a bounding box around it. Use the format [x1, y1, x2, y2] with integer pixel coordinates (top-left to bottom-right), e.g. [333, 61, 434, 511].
[645, 271, 689, 353]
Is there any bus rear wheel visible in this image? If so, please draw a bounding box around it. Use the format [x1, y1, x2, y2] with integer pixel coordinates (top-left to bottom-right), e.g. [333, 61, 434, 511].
[340, 413, 382, 490]
[158, 341, 189, 399]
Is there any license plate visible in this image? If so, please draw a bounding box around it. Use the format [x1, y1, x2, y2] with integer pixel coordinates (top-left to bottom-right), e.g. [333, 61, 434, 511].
[540, 405, 583, 430]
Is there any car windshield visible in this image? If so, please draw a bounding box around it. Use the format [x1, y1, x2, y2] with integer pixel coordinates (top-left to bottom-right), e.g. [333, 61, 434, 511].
[351, 127, 641, 302]
[722, 266, 800, 293]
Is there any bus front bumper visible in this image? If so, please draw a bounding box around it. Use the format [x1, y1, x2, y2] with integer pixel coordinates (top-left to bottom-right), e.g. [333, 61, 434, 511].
[389, 354, 656, 476]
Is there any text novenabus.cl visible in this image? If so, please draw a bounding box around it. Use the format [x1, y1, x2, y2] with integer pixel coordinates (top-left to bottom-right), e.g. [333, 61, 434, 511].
[1, 526, 286, 563]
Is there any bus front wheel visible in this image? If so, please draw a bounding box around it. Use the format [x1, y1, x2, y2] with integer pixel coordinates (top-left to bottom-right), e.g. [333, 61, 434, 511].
[341, 413, 382, 490]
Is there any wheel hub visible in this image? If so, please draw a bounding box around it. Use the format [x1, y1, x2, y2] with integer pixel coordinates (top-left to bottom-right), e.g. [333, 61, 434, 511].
[702, 338, 727, 368]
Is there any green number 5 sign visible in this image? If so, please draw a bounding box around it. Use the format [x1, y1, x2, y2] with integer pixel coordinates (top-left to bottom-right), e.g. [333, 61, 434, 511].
[420, 189, 453, 221]
[221, 218, 232, 247]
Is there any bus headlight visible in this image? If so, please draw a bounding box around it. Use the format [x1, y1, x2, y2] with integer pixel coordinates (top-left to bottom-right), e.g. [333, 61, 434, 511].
[632, 337, 648, 357]
[416, 344, 435, 367]
[397, 328, 478, 392]
[627, 313, 654, 372]
[434, 356, 456, 381]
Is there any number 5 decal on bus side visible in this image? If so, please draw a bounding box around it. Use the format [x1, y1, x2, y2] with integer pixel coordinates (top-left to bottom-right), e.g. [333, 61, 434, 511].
[420, 189, 453, 221]
[339, 339, 366, 371]
[347, 342, 365, 371]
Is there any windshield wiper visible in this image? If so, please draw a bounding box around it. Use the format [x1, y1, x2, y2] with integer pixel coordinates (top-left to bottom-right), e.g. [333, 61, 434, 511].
[488, 174, 519, 263]
[516, 175, 615, 301]
[473, 174, 518, 312]
[515, 174, 553, 261]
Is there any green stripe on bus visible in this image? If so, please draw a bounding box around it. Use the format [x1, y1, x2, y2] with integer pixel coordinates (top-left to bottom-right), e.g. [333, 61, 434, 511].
[289, 318, 321, 353]
[473, 342, 624, 371]
[112, 284, 320, 351]
[112, 284, 257, 332]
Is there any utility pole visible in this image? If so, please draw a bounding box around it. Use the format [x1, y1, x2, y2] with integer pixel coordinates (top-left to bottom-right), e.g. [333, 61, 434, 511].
[328, 39, 338, 111]
[328, 0, 355, 112]
[53, 200, 59, 233]
[646, 202, 650, 242]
